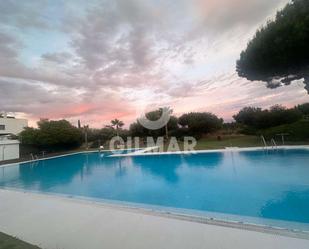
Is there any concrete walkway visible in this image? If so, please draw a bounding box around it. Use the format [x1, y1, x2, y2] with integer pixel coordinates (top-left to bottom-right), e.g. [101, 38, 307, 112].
[0, 189, 309, 249]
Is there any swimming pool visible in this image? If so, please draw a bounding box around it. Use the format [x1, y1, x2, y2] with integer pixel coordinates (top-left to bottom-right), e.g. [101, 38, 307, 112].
[1, 148, 309, 230]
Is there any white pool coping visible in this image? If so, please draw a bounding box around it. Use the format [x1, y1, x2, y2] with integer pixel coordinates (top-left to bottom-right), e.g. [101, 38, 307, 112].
[1, 145, 309, 168]
[0, 147, 144, 168]
[108, 145, 309, 157]
[1, 189, 309, 249]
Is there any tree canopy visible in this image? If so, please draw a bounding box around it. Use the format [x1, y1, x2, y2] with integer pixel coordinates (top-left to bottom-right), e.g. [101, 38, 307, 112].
[178, 112, 223, 136]
[130, 110, 223, 138]
[110, 119, 124, 130]
[129, 108, 179, 138]
[20, 119, 83, 151]
[233, 105, 303, 129]
[237, 0, 309, 93]
[297, 103, 309, 115]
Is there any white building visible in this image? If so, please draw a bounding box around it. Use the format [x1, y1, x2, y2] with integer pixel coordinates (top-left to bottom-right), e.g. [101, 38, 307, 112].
[0, 113, 28, 136]
[0, 137, 20, 161]
[0, 113, 28, 161]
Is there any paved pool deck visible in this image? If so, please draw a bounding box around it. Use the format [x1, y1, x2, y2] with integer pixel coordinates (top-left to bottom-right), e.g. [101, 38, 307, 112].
[1, 189, 309, 249]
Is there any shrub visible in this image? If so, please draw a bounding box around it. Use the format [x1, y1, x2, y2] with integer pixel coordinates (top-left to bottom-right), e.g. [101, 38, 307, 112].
[178, 112, 223, 136]
[297, 103, 309, 115]
[129, 108, 179, 138]
[262, 120, 309, 141]
[19, 119, 83, 151]
[233, 105, 302, 129]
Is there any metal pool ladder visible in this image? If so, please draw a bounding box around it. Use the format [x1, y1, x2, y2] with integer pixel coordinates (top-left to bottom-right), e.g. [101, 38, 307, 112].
[261, 135, 267, 150]
[271, 138, 278, 150]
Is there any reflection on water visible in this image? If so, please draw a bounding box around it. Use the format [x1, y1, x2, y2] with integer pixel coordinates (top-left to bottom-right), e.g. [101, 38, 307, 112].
[1, 149, 309, 228]
[261, 190, 309, 223]
[182, 152, 223, 168]
[18, 154, 86, 190]
[132, 154, 183, 183]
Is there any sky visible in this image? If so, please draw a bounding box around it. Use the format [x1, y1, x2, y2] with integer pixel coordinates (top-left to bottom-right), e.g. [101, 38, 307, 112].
[0, 0, 309, 128]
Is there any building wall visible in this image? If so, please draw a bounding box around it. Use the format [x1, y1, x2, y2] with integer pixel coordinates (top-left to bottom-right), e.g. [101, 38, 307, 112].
[0, 140, 20, 161]
[0, 118, 28, 135]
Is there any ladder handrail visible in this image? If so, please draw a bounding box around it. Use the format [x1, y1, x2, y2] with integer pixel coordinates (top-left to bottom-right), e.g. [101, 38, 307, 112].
[260, 135, 267, 149]
[271, 138, 278, 149]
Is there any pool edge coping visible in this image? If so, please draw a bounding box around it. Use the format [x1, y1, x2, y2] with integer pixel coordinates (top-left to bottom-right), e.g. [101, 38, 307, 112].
[0, 188, 309, 240]
[1, 145, 309, 168]
[109, 145, 309, 157]
[0, 148, 143, 168]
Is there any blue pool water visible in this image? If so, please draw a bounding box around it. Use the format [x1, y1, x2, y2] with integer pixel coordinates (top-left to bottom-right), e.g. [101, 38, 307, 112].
[1, 149, 309, 229]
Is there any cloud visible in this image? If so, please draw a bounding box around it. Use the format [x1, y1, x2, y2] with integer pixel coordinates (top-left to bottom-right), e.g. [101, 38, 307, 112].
[169, 73, 309, 120]
[1, 0, 308, 127]
[41, 52, 73, 64]
[0, 0, 49, 29]
[70, 0, 161, 73]
[0, 77, 136, 127]
[0, 32, 21, 68]
[0, 32, 19, 58]
[192, 0, 287, 32]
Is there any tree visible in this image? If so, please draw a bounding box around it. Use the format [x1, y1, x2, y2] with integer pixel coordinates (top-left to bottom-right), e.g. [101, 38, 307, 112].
[19, 119, 83, 151]
[129, 122, 148, 137]
[297, 103, 309, 115]
[233, 107, 263, 127]
[144, 108, 177, 139]
[86, 127, 123, 148]
[178, 112, 223, 136]
[110, 119, 124, 136]
[237, 0, 309, 93]
[233, 105, 302, 129]
[129, 108, 179, 138]
[19, 127, 39, 145]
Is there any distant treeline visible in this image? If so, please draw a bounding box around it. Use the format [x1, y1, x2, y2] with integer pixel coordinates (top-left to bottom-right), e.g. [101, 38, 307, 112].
[234, 103, 309, 140]
[233, 103, 309, 129]
[19, 103, 309, 151]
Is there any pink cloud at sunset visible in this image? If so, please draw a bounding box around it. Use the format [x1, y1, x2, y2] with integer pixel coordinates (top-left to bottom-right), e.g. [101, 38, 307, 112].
[0, 0, 308, 128]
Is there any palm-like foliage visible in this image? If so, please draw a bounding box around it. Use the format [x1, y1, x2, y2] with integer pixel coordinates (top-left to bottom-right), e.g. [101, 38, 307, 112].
[110, 119, 124, 136]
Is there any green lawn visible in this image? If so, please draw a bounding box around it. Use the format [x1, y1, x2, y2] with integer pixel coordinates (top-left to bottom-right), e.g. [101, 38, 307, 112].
[161, 135, 262, 151]
[194, 135, 262, 150]
[175, 135, 309, 151]
[0, 232, 40, 249]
